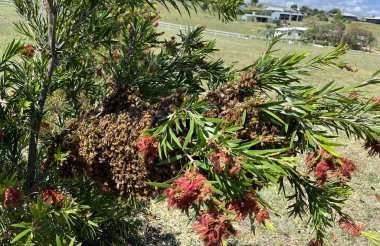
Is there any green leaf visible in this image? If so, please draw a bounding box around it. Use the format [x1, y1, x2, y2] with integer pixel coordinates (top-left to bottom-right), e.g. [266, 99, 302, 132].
[183, 117, 195, 149]
[265, 220, 276, 232]
[147, 182, 171, 189]
[11, 228, 32, 244]
[56, 235, 62, 246]
[242, 109, 247, 125]
[156, 154, 185, 165]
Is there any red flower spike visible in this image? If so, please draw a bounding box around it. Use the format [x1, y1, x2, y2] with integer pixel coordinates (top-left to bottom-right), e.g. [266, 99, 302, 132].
[227, 192, 260, 221]
[137, 136, 159, 164]
[370, 97, 380, 104]
[3, 187, 22, 208]
[193, 210, 240, 246]
[339, 158, 357, 178]
[21, 44, 36, 58]
[42, 188, 65, 207]
[256, 207, 270, 224]
[339, 218, 364, 236]
[229, 165, 241, 175]
[165, 171, 212, 210]
[209, 151, 232, 173]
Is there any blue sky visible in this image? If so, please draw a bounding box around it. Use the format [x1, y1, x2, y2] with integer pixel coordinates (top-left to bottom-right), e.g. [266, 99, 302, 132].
[261, 0, 380, 16]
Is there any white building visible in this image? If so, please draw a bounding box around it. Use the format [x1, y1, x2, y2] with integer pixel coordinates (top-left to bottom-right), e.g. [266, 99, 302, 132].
[274, 27, 308, 40]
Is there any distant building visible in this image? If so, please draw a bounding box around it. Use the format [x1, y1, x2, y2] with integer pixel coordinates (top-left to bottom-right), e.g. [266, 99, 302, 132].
[274, 27, 308, 40]
[271, 11, 304, 22]
[249, 11, 304, 23]
[366, 17, 380, 24]
[341, 13, 359, 21]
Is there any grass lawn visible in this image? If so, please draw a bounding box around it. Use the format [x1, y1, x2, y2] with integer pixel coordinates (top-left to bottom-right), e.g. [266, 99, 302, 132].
[1, 2, 379, 245]
[0, 2, 23, 53]
[158, 4, 380, 51]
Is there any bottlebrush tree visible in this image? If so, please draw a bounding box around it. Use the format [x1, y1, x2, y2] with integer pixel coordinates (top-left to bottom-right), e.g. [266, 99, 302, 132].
[0, 0, 380, 245]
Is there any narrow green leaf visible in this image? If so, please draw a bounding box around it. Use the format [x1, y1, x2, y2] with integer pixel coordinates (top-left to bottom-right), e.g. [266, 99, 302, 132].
[11, 228, 32, 244]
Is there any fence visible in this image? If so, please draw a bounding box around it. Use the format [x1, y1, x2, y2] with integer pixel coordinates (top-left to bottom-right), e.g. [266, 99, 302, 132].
[158, 22, 261, 41]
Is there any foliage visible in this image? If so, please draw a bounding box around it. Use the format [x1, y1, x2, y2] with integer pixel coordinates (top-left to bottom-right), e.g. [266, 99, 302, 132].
[144, 37, 380, 245]
[0, 0, 379, 245]
[0, 0, 243, 245]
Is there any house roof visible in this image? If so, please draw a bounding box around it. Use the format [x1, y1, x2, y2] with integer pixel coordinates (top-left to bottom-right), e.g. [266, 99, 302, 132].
[366, 17, 380, 20]
[265, 7, 284, 12]
[275, 27, 308, 31]
[342, 12, 358, 17]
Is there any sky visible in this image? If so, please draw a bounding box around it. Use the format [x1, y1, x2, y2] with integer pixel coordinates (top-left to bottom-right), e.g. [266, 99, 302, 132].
[261, 0, 380, 16]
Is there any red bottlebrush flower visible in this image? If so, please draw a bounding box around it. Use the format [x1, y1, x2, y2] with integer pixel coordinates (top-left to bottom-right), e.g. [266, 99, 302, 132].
[229, 165, 241, 175]
[227, 192, 260, 221]
[21, 44, 36, 58]
[209, 151, 232, 173]
[3, 187, 22, 208]
[256, 207, 270, 224]
[370, 97, 380, 104]
[339, 218, 364, 236]
[137, 136, 158, 164]
[193, 210, 240, 246]
[165, 171, 212, 210]
[339, 158, 357, 178]
[0, 131, 4, 144]
[364, 137, 380, 157]
[42, 188, 65, 207]
[314, 159, 334, 178]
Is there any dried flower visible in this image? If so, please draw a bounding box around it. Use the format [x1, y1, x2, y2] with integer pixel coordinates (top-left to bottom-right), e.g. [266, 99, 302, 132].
[364, 137, 380, 157]
[305, 153, 315, 167]
[21, 44, 36, 58]
[338, 218, 364, 236]
[209, 151, 232, 173]
[137, 136, 158, 164]
[193, 210, 240, 246]
[165, 171, 212, 210]
[42, 188, 65, 207]
[256, 207, 270, 224]
[227, 192, 260, 221]
[4, 187, 22, 208]
[308, 239, 323, 246]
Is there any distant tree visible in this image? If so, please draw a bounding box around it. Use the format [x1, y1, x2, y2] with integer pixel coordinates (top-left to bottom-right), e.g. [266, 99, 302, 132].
[329, 8, 341, 14]
[300, 5, 311, 15]
[343, 23, 377, 50]
[290, 4, 298, 11]
[334, 10, 343, 21]
[311, 8, 319, 16]
[251, 0, 259, 5]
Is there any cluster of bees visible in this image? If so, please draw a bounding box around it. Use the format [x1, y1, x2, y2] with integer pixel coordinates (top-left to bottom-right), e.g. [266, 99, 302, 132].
[50, 87, 184, 200]
[50, 68, 288, 200]
[205, 68, 283, 148]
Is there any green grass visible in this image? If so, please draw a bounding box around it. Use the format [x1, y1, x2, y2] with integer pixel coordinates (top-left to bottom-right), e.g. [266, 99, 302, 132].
[1, 2, 379, 245]
[0, 3, 22, 52]
[158, 4, 380, 51]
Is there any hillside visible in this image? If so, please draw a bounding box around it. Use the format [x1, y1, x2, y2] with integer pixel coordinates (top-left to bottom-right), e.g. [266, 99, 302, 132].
[158, 4, 380, 51]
